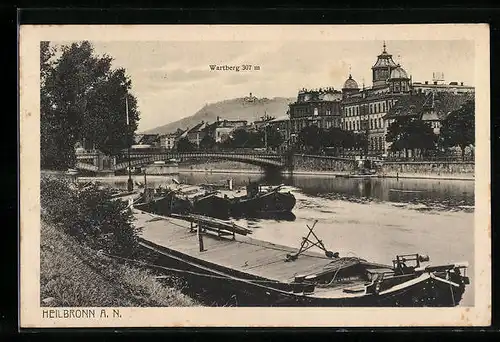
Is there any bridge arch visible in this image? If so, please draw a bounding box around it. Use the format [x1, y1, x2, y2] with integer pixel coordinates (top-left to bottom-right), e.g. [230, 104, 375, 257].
[76, 151, 288, 173]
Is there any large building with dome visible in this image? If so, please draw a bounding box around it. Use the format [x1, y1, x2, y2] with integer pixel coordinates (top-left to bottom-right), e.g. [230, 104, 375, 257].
[287, 42, 474, 157]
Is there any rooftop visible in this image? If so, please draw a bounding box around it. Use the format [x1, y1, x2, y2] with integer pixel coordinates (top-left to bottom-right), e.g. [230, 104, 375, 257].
[386, 92, 474, 120]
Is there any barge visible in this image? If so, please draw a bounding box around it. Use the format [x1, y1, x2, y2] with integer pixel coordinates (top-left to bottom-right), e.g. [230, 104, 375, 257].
[133, 207, 470, 307]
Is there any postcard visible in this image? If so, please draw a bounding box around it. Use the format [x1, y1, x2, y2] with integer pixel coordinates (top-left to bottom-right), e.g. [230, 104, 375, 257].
[20, 24, 490, 327]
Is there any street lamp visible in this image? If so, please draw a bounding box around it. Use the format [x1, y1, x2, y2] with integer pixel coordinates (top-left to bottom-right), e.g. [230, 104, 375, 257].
[125, 91, 133, 192]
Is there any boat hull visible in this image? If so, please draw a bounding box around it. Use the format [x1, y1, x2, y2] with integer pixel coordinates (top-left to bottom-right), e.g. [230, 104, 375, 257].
[139, 239, 467, 307]
[137, 192, 192, 216]
[192, 194, 232, 220]
[230, 191, 296, 217]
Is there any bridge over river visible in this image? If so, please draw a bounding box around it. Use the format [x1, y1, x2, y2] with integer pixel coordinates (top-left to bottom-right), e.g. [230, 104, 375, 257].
[75, 150, 359, 175]
[76, 150, 293, 173]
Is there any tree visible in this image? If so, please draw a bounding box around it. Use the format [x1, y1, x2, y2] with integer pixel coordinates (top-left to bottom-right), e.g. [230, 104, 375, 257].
[40, 41, 140, 169]
[40, 42, 77, 169]
[230, 128, 251, 148]
[298, 125, 323, 152]
[262, 126, 284, 149]
[406, 120, 437, 158]
[226, 128, 263, 148]
[440, 99, 475, 160]
[386, 117, 413, 159]
[321, 127, 346, 155]
[176, 137, 196, 152]
[387, 117, 437, 159]
[199, 134, 216, 150]
[353, 132, 368, 154]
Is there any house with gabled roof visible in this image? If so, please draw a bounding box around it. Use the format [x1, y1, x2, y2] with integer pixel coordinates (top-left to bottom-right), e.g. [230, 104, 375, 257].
[186, 121, 208, 147]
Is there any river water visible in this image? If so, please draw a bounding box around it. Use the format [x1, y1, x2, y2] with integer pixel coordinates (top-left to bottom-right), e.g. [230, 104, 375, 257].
[96, 171, 475, 306]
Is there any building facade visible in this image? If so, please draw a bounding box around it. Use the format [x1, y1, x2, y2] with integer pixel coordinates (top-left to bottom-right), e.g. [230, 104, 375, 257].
[267, 115, 291, 151]
[340, 43, 475, 157]
[283, 43, 475, 157]
[160, 128, 185, 150]
[211, 117, 248, 143]
[340, 43, 412, 156]
[186, 121, 208, 147]
[288, 87, 343, 145]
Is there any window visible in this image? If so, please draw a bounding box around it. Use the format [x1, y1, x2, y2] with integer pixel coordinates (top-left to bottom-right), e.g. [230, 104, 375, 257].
[382, 102, 385, 112]
[378, 103, 381, 113]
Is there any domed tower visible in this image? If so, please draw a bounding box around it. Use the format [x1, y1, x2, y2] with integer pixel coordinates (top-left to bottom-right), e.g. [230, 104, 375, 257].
[371, 42, 398, 88]
[342, 74, 360, 96]
[388, 65, 411, 93]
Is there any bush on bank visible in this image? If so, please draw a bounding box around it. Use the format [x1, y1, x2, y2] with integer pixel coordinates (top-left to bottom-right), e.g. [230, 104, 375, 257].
[40, 175, 199, 307]
[41, 220, 198, 307]
[41, 176, 141, 257]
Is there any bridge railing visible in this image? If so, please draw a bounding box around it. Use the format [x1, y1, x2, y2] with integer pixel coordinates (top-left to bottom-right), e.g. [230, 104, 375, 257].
[76, 150, 289, 172]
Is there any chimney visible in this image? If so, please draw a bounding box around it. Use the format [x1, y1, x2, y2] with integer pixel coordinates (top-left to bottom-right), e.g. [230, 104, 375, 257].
[217, 116, 220, 122]
[460, 82, 464, 86]
[425, 81, 428, 85]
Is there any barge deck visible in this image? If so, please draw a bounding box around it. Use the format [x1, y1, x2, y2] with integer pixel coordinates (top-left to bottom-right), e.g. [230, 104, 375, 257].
[134, 209, 335, 283]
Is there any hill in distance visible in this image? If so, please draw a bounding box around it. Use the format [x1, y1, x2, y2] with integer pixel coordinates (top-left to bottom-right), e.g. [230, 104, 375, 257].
[141, 95, 295, 135]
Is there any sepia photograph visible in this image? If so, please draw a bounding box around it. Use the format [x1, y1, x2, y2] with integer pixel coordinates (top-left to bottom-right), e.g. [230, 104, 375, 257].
[19, 24, 490, 327]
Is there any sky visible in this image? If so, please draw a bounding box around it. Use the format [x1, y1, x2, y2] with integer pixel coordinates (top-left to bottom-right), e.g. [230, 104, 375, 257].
[64, 40, 474, 132]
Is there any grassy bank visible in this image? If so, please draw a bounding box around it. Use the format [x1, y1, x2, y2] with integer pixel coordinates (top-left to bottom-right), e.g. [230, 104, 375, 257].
[40, 175, 199, 307]
[40, 220, 199, 307]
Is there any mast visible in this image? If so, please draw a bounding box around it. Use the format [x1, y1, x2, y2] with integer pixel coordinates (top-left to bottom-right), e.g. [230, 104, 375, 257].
[126, 93, 133, 192]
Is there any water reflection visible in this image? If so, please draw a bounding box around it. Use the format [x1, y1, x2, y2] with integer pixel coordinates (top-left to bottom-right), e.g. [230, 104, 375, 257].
[97, 172, 474, 209]
[180, 173, 474, 209]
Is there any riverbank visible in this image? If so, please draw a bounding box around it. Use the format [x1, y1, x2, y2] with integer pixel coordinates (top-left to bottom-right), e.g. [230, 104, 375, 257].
[40, 219, 199, 307]
[76, 168, 474, 182]
[177, 160, 474, 181]
[40, 175, 199, 307]
[178, 167, 474, 181]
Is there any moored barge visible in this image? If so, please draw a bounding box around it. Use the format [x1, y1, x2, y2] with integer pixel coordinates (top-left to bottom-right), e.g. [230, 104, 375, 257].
[133, 207, 470, 307]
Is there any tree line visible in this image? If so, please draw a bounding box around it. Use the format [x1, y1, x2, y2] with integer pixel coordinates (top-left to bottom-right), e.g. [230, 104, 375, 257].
[41, 41, 140, 170]
[385, 98, 474, 160]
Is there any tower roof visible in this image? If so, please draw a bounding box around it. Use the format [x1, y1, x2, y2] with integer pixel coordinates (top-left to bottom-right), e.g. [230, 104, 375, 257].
[390, 66, 409, 79]
[343, 74, 359, 90]
[372, 42, 398, 69]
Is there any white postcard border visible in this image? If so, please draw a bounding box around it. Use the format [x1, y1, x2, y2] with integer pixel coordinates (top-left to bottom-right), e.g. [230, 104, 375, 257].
[20, 24, 491, 328]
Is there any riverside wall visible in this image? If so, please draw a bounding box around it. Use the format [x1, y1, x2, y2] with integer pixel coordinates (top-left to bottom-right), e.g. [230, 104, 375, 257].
[291, 154, 355, 172]
[290, 155, 474, 178]
[380, 161, 474, 178]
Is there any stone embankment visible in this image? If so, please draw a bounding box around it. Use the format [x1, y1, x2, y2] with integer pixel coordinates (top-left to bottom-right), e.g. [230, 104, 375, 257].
[179, 156, 474, 181]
